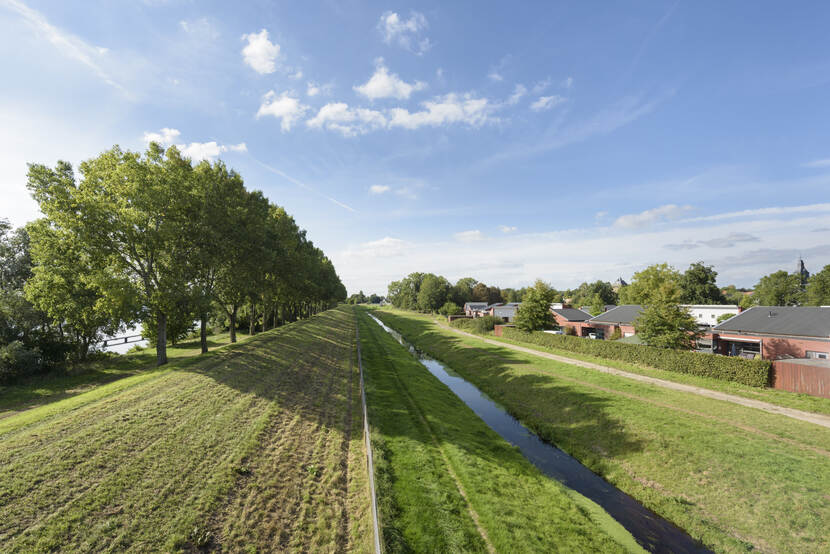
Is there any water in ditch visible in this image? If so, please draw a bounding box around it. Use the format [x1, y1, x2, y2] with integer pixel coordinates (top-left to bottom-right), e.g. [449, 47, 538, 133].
[367, 313, 710, 554]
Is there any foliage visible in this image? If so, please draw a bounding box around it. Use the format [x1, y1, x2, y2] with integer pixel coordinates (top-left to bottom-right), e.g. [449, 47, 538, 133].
[721, 285, 752, 305]
[449, 277, 477, 306]
[502, 327, 770, 387]
[608, 327, 622, 341]
[347, 290, 367, 304]
[679, 262, 726, 304]
[417, 274, 450, 312]
[753, 270, 803, 306]
[805, 265, 830, 306]
[438, 301, 462, 316]
[566, 280, 616, 308]
[634, 303, 702, 349]
[589, 294, 606, 316]
[618, 263, 682, 305]
[716, 312, 736, 324]
[515, 279, 556, 332]
[472, 315, 500, 334]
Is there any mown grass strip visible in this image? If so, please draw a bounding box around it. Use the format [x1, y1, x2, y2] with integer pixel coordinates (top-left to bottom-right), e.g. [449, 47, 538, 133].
[357, 307, 642, 553]
[374, 308, 830, 554]
[0, 308, 371, 553]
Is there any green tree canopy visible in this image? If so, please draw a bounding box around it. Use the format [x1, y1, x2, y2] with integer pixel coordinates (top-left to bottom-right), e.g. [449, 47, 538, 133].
[634, 303, 701, 349]
[515, 280, 556, 332]
[679, 262, 726, 304]
[806, 265, 830, 306]
[618, 263, 682, 305]
[417, 274, 450, 312]
[753, 270, 803, 306]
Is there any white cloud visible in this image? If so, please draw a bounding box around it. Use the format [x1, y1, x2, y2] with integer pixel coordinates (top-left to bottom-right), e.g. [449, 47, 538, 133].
[256, 91, 308, 131]
[378, 11, 430, 54]
[177, 141, 246, 161]
[595, 211, 608, 222]
[369, 185, 391, 194]
[532, 78, 551, 94]
[332, 205, 830, 296]
[803, 158, 830, 168]
[344, 237, 410, 258]
[614, 204, 693, 229]
[499, 225, 517, 233]
[306, 81, 333, 97]
[563, 76, 574, 88]
[143, 127, 181, 145]
[6, 0, 125, 93]
[289, 68, 303, 80]
[507, 84, 527, 105]
[354, 60, 426, 100]
[306, 102, 387, 136]
[141, 128, 246, 161]
[454, 230, 484, 242]
[179, 17, 219, 40]
[531, 95, 566, 111]
[488, 71, 504, 82]
[241, 29, 280, 74]
[682, 202, 830, 223]
[307, 82, 320, 96]
[388, 93, 496, 130]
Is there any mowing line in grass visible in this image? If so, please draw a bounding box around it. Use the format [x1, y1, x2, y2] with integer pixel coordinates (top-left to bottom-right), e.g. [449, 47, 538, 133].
[355, 324, 382, 554]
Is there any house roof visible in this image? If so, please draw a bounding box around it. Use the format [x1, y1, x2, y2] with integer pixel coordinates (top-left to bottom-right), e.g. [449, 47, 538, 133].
[464, 302, 488, 309]
[589, 305, 643, 324]
[552, 308, 593, 321]
[713, 306, 830, 338]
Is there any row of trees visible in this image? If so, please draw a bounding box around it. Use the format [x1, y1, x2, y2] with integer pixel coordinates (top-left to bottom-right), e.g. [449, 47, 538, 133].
[1, 143, 346, 377]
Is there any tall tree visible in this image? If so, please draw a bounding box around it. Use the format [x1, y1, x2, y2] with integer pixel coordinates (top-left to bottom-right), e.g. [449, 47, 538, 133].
[515, 280, 556, 332]
[27, 145, 198, 366]
[618, 263, 682, 305]
[679, 262, 725, 304]
[754, 270, 803, 306]
[806, 265, 830, 306]
[635, 303, 701, 349]
[417, 274, 449, 312]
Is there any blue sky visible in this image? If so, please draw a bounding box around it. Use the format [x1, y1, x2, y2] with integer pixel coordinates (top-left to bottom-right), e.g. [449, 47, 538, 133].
[2, 0, 829, 295]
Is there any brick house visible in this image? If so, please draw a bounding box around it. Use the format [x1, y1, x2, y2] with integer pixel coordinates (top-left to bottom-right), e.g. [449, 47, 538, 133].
[586, 305, 643, 339]
[711, 306, 830, 360]
[551, 307, 594, 336]
[487, 302, 521, 322]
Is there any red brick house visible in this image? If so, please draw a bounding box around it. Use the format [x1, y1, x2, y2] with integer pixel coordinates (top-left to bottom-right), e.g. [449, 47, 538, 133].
[711, 306, 830, 360]
[586, 305, 643, 339]
[550, 307, 594, 336]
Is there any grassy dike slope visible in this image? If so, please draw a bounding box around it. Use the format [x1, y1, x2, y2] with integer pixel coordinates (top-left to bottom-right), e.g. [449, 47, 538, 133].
[356, 307, 643, 553]
[0, 307, 372, 553]
[373, 308, 830, 554]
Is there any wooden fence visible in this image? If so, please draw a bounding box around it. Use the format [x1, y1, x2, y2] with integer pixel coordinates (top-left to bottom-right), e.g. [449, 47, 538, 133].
[771, 359, 830, 398]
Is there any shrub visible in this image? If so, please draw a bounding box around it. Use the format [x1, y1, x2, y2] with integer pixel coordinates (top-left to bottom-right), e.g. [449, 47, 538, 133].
[608, 328, 622, 341]
[502, 327, 770, 387]
[472, 315, 500, 334]
[438, 302, 462, 316]
[564, 326, 577, 336]
[0, 341, 42, 384]
[450, 318, 474, 331]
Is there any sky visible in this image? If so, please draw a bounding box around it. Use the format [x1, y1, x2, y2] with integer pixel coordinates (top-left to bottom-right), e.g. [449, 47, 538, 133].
[1, 0, 829, 295]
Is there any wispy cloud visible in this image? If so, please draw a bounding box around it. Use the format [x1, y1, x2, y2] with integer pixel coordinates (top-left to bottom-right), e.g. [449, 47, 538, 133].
[499, 225, 517, 233]
[614, 204, 693, 229]
[307, 103, 386, 136]
[252, 158, 357, 213]
[5, 0, 126, 94]
[803, 158, 830, 168]
[388, 93, 497, 130]
[256, 91, 308, 131]
[530, 95, 566, 111]
[506, 84, 527, 105]
[377, 11, 430, 54]
[343, 237, 410, 258]
[142, 128, 246, 161]
[454, 229, 484, 242]
[369, 185, 390, 194]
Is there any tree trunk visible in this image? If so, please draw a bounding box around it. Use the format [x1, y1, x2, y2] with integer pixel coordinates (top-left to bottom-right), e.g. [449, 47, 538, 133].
[229, 304, 238, 343]
[156, 312, 168, 366]
[262, 304, 269, 332]
[200, 313, 208, 354]
[249, 302, 256, 336]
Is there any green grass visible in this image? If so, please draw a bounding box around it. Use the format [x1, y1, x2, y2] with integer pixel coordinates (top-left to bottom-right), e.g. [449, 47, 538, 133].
[432, 307, 830, 416]
[0, 330, 252, 419]
[356, 307, 643, 553]
[0, 308, 372, 553]
[373, 308, 830, 554]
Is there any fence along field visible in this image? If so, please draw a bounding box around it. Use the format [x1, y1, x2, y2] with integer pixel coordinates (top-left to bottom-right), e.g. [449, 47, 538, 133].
[0, 307, 372, 553]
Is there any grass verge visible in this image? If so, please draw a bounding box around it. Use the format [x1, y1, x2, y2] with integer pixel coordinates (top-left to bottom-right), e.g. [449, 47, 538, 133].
[373, 308, 830, 554]
[357, 307, 643, 553]
[0, 308, 372, 553]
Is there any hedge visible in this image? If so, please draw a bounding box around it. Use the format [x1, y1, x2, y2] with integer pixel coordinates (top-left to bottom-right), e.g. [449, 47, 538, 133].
[502, 328, 771, 387]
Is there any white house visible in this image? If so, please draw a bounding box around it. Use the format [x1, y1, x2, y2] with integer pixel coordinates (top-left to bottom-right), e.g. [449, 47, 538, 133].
[680, 305, 740, 327]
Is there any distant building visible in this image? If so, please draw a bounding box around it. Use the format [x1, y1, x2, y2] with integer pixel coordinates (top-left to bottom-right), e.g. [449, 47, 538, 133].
[680, 305, 739, 328]
[797, 258, 810, 289]
[551, 308, 594, 335]
[488, 302, 521, 322]
[463, 302, 488, 317]
[612, 277, 628, 293]
[586, 305, 643, 339]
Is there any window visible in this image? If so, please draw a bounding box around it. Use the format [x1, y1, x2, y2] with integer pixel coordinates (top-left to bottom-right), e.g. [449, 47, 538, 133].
[806, 351, 829, 360]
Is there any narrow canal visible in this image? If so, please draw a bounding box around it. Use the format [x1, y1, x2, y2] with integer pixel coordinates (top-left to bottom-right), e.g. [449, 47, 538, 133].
[367, 313, 710, 554]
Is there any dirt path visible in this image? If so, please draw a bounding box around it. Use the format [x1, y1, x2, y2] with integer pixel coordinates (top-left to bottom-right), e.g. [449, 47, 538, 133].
[444, 324, 830, 429]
